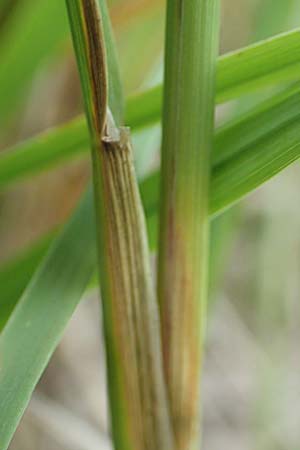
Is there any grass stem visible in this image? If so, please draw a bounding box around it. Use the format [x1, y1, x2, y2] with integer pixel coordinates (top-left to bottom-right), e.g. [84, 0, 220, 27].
[158, 1, 220, 449]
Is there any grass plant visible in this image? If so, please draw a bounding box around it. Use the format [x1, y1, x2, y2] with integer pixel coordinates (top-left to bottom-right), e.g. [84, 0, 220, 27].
[0, 1, 300, 449]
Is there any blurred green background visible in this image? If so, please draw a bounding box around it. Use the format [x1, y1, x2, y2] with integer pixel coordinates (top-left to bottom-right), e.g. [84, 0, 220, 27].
[0, 0, 300, 449]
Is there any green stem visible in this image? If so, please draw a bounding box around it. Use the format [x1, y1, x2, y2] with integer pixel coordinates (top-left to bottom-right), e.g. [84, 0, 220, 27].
[158, 1, 220, 449]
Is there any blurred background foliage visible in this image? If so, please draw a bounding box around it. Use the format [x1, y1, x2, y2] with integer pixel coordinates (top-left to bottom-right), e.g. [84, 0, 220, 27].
[0, 0, 300, 449]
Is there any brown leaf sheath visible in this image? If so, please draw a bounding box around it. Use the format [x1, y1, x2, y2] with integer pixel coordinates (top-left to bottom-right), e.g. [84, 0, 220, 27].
[67, 1, 175, 449]
[98, 126, 174, 450]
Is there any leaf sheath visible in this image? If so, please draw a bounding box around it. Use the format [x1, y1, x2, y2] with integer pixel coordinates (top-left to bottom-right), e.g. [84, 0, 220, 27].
[97, 127, 174, 450]
[66, 1, 174, 449]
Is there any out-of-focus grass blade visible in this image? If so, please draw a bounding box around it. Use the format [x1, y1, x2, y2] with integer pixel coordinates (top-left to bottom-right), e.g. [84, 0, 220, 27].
[214, 83, 300, 165]
[210, 118, 300, 215]
[0, 117, 89, 188]
[0, 189, 97, 450]
[0, 232, 55, 332]
[216, 28, 300, 103]
[252, 0, 300, 40]
[0, 0, 68, 127]
[1, 29, 300, 185]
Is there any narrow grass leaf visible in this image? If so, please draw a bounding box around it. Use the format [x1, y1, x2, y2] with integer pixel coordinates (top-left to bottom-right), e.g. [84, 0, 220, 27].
[0, 117, 89, 189]
[214, 83, 300, 165]
[211, 119, 300, 215]
[0, 233, 54, 333]
[0, 190, 97, 450]
[217, 28, 300, 102]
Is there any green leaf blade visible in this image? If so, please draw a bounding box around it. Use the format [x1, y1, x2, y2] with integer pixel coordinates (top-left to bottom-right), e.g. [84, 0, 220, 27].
[211, 118, 300, 215]
[217, 28, 300, 102]
[0, 233, 54, 333]
[0, 117, 88, 189]
[0, 190, 97, 450]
